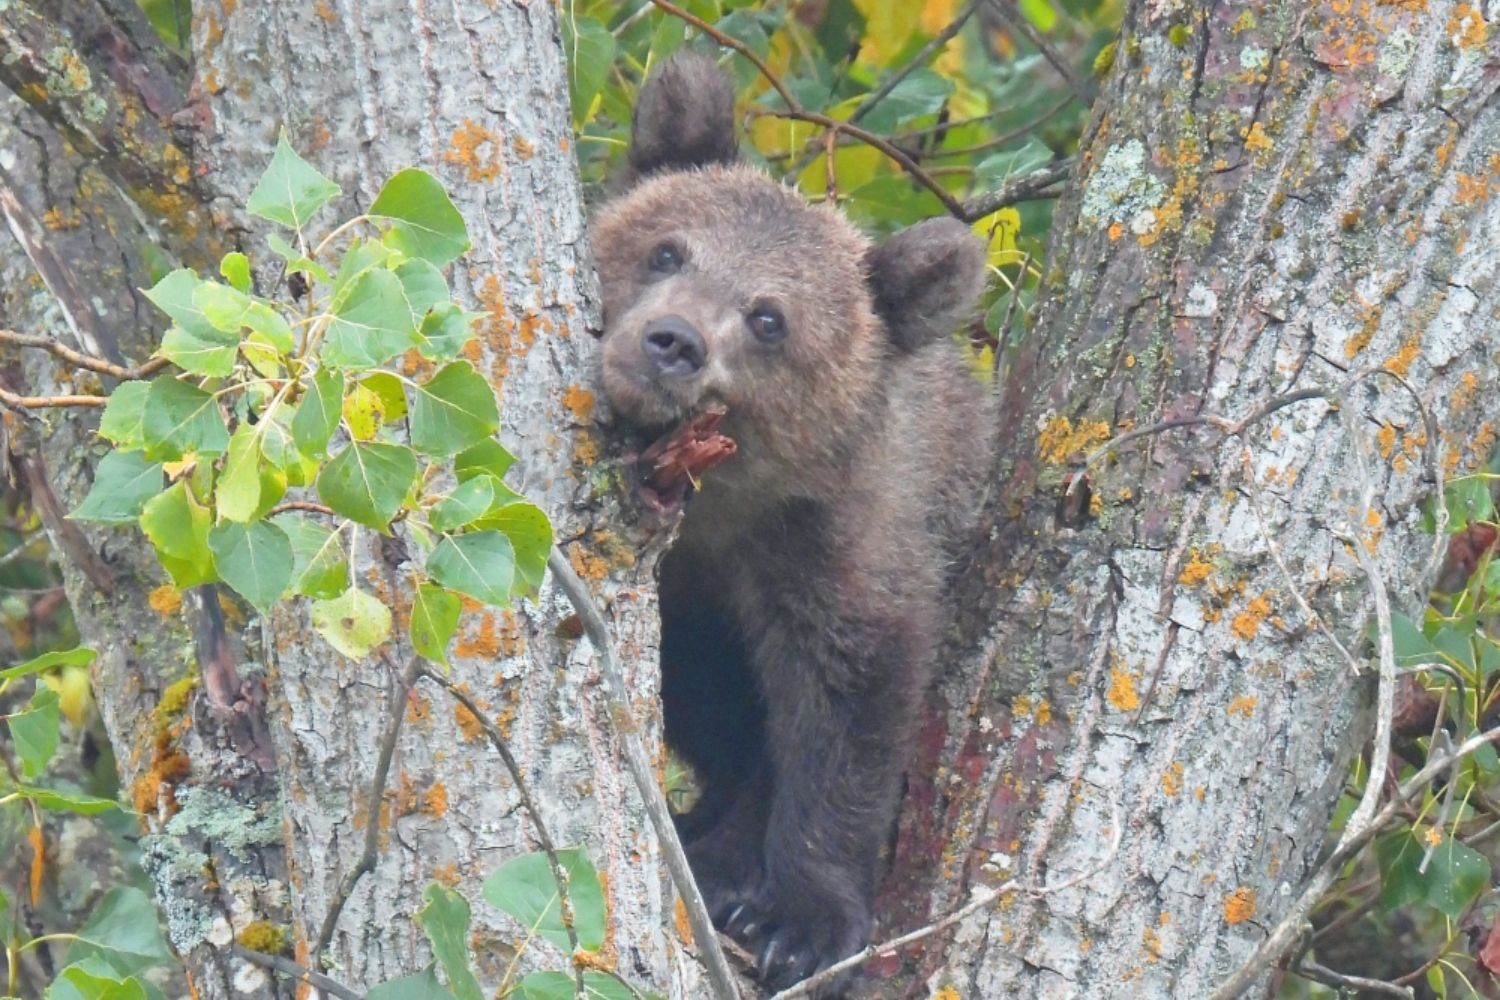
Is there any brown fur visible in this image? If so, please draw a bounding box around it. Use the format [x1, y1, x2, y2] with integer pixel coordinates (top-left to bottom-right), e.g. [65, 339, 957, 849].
[592, 53, 996, 996]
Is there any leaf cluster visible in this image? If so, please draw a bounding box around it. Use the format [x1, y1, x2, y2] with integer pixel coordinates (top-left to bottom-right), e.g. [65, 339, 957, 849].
[70, 136, 551, 664]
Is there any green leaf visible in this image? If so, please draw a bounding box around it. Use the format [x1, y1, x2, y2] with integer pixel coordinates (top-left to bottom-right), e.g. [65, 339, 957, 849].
[70, 451, 164, 524]
[217, 424, 264, 523]
[430, 477, 497, 534]
[260, 411, 318, 485]
[417, 304, 484, 362]
[316, 442, 417, 531]
[411, 583, 460, 666]
[1018, 0, 1057, 32]
[454, 439, 517, 484]
[193, 282, 295, 354]
[70, 887, 173, 964]
[19, 786, 120, 814]
[246, 132, 341, 230]
[0, 647, 96, 681]
[265, 232, 332, 284]
[142, 376, 229, 460]
[10, 686, 61, 779]
[329, 238, 392, 307]
[361, 372, 408, 421]
[291, 366, 344, 455]
[396, 258, 450, 321]
[97, 382, 151, 448]
[410, 361, 500, 458]
[274, 514, 348, 599]
[366, 967, 454, 1000]
[208, 520, 294, 613]
[482, 848, 606, 953]
[480, 502, 551, 596]
[323, 268, 419, 369]
[140, 481, 217, 587]
[47, 963, 148, 1000]
[975, 138, 1055, 185]
[220, 252, 252, 292]
[415, 884, 484, 1000]
[1389, 612, 1442, 667]
[564, 17, 616, 127]
[518, 972, 651, 1000]
[858, 68, 952, 133]
[142, 269, 216, 338]
[1423, 837, 1490, 918]
[311, 587, 392, 659]
[159, 323, 239, 377]
[427, 531, 514, 606]
[369, 168, 469, 266]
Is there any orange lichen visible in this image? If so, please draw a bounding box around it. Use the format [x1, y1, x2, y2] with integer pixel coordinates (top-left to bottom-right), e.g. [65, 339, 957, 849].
[1230, 594, 1272, 640]
[1455, 173, 1492, 205]
[1377, 423, 1397, 458]
[563, 385, 596, 421]
[455, 611, 503, 659]
[1162, 761, 1183, 797]
[1178, 550, 1214, 586]
[1424, 826, 1443, 847]
[149, 584, 183, 617]
[1243, 121, 1273, 152]
[1142, 923, 1163, 961]
[1452, 371, 1480, 412]
[674, 897, 695, 946]
[444, 119, 503, 183]
[1223, 886, 1256, 924]
[406, 691, 432, 726]
[313, 0, 336, 21]
[433, 863, 461, 886]
[1448, 4, 1488, 47]
[454, 697, 484, 742]
[1108, 221, 1124, 241]
[424, 782, 449, 818]
[1038, 414, 1111, 465]
[569, 545, 609, 583]
[512, 135, 534, 160]
[1385, 332, 1422, 376]
[1107, 664, 1140, 712]
[1226, 695, 1258, 717]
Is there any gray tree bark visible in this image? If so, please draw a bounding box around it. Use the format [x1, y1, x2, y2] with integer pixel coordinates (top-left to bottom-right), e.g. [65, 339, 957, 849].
[5, 1, 1500, 999]
[877, 2, 1500, 998]
[1, 0, 698, 997]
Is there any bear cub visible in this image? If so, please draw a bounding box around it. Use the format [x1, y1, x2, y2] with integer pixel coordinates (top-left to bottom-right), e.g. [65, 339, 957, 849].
[593, 53, 997, 995]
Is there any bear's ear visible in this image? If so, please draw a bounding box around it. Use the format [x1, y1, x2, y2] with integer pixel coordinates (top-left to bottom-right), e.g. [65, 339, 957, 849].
[629, 52, 739, 177]
[865, 218, 987, 352]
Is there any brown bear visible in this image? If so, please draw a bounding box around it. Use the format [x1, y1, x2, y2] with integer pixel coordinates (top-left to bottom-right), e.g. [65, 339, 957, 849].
[592, 53, 996, 996]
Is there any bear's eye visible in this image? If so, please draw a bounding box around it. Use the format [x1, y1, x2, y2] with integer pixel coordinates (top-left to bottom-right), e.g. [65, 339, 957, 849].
[747, 306, 787, 344]
[647, 242, 683, 274]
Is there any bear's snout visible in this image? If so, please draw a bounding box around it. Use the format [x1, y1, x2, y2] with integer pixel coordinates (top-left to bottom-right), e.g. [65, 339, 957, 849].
[641, 314, 707, 378]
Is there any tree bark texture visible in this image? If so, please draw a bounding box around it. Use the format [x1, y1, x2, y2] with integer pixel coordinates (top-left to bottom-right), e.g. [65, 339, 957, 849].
[876, 2, 1500, 998]
[2, 1, 697, 997]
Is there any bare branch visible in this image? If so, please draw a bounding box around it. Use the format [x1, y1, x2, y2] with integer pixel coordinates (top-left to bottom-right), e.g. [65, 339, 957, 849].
[418, 664, 587, 1000]
[0, 330, 169, 382]
[1293, 957, 1415, 999]
[957, 159, 1073, 221]
[0, 387, 107, 409]
[847, 0, 985, 126]
[312, 655, 423, 965]
[769, 797, 1125, 1000]
[547, 547, 741, 1000]
[229, 944, 361, 1000]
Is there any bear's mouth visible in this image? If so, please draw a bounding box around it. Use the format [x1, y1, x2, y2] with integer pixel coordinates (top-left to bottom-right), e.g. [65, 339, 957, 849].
[635, 403, 738, 514]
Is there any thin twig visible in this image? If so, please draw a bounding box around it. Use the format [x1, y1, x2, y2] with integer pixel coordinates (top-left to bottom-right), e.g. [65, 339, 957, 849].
[847, 0, 984, 126]
[646, 0, 796, 109]
[547, 547, 740, 1000]
[230, 944, 361, 1000]
[0, 387, 106, 409]
[957, 159, 1073, 221]
[983, 0, 1093, 105]
[0, 329, 170, 381]
[1293, 957, 1414, 999]
[1206, 723, 1500, 999]
[266, 500, 336, 517]
[417, 665, 586, 1000]
[312, 655, 423, 966]
[769, 797, 1125, 1000]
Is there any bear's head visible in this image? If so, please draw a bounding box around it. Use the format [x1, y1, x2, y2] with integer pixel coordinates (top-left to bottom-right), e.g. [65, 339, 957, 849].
[592, 53, 985, 501]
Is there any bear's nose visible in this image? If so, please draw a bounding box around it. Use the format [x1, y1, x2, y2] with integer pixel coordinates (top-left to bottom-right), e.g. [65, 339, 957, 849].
[641, 315, 707, 377]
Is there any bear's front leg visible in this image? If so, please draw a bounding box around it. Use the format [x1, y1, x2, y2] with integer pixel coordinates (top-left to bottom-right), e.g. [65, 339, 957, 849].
[725, 605, 930, 996]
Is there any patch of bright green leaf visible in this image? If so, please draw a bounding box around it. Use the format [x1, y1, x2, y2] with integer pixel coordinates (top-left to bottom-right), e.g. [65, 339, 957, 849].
[140, 481, 217, 587]
[97, 381, 151, 448]
[142, 377, 229, 460]
[483, 848, 606, 953]
[415, 884, 484, 1000]
[366, 967, 453, 1000]
[208, 520, 294, 613]
[70, 451, 164, 525]
[291, 366, 344, 455]
[246, 132, 342, 231]
[316, 442, 417, 532]
[369, 168, 470, 266]
[429, 477, 498, 534]
[220, 252, 252, 292]
[427, 531, 514, 606]
[478, 502, 551, 596]
[10, 686, 61, 779]
[322, 268, 419, 369]
[564, 17, 616, 127]
[410, 361, 500, 458]
[0, 647, 96, 681]
[311, 587, 392, 660]
[417, 304, 484, 362]
[410, 583, 460, 667]
[273, 514, 348, 600]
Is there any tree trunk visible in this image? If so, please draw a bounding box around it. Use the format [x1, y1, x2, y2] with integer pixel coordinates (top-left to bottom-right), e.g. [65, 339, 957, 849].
[2, 1, 698, 996]
[879, 1, 1500, 997]
[5, 0, 1499, 998]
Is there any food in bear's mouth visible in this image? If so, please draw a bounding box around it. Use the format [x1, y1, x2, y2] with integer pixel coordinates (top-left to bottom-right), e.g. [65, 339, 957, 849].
[636, 403, 737, 513]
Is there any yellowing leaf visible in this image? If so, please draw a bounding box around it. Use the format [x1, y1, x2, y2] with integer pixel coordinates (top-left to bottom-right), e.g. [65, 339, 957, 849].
[854, 0, 923, 63]
[43, 665, 95, 727]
